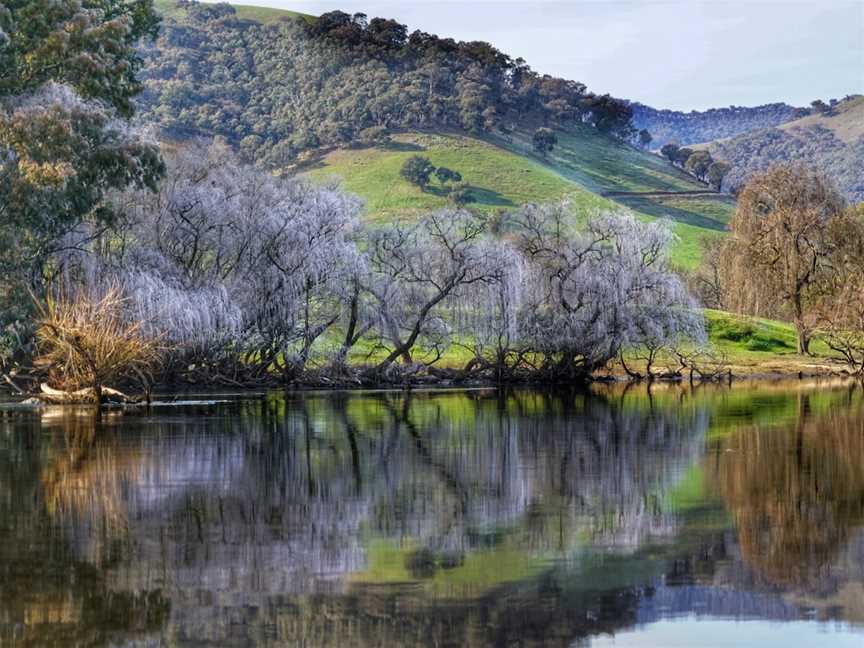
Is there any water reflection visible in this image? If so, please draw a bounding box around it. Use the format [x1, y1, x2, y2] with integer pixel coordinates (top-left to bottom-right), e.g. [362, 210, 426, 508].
[0, 385, 863, 645]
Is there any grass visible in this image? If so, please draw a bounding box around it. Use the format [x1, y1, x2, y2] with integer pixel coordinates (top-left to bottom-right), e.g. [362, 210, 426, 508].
[153, 0, 314, 23]
[302, 130, 733, 268]
[303, 132, 614, 222]
[495, 123, 707, 195]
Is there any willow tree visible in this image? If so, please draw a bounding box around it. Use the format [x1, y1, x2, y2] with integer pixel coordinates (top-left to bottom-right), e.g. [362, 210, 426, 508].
[721, 165, 848, 354]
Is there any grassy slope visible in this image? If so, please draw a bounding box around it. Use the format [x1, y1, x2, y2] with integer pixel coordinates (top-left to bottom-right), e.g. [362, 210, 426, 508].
[305, 127, 733, 268]
[153, 0, 313, 22]
[303, 132, 614, 221]
[778, 95, 864, 144]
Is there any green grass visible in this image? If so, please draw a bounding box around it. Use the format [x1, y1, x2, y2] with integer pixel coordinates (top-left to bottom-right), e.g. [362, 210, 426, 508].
[302, 130, 732, 268]
[153, 0, 313, 23]
[303, 132, 614, 222]
[496, 124, 706, 195]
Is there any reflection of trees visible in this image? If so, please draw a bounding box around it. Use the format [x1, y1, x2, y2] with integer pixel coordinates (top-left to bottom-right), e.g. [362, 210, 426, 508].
[0, 388, 711, 645]
[707, 391, 864, 587]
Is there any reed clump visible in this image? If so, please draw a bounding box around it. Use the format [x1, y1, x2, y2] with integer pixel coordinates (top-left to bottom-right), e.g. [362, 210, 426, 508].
[35, 287, 161, 402]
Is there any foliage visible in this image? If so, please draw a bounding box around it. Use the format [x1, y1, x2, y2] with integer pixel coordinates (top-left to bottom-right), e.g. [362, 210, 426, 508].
[435, 166, 461, 185]
[137, 1, 634, 166]
[0, 0, 164, 349]
[0, 0, 160, 116]
[714, 165, 850, 354]
[532, 127, 557, 156]
[400, 155, 436, 188]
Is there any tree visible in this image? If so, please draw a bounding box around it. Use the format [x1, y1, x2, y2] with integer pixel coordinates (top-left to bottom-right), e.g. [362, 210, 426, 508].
[707, 161, 730, 190]
[365, 210, 497, 372]
[532, 127, 557, 156]
[435, 166, 462, 186]
[684, 150, 713, 181]
[510, 203, 701, 381]
[674, 147, 694, 168]
[400, 155, 436, 188]
[660, 143, 679, 163]
[0, 0, 164, 362]
[720, 165, 848, 354]
[449, 182, 475, 206]
[638, 129, 652, 149]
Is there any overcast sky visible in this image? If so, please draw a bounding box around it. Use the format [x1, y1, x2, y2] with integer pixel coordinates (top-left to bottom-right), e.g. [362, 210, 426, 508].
[208, 0, 864, 111]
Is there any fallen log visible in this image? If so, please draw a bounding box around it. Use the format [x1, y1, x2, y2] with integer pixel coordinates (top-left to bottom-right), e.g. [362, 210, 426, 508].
[38, 383, 139, 405]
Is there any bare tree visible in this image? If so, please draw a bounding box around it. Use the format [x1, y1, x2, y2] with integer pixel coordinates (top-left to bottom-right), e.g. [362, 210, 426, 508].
[510, 203, 701, 381]
[365, 210, 497, 373]
[721, 165, 848, 354]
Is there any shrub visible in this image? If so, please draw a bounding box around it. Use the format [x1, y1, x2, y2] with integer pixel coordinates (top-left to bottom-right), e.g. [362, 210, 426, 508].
[35, 287, 162, 400]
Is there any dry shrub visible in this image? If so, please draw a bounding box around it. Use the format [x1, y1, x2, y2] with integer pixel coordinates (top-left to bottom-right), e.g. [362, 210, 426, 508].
[35, 286, 161, 399]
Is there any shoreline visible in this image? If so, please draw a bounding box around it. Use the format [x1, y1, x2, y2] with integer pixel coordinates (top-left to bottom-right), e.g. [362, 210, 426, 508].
[0, 363, 858, 406]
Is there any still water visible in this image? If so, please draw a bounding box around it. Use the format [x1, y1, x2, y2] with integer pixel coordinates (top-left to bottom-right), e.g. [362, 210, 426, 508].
[1, 383, 863, 647]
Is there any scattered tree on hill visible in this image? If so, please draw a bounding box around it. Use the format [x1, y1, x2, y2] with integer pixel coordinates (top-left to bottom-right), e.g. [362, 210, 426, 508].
[638, 129, 652, 149]
[674, 147, 694, 168]
[719, 165, 849, 354]
[810, 99, 829, 114]
[532, 127, 558, 157]
[358, 126, 391, 145]
[660, 143, 680, 163]
[435, 167, 462, 187]
[400, 156, 436, 189]
[449, 183, 475, 206]
[707, 161, 731, 190]
[684, 150, 713, 182]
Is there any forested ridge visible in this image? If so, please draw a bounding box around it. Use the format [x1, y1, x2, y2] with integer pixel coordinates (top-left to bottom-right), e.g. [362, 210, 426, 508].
[137, 1, 635, 167]
[706, 97, 864, 202]
[630, 102, 807, 148]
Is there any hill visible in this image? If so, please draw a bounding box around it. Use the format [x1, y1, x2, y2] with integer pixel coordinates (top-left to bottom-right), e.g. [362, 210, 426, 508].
[136, 1, 733, 269]
[705, 96, 864, 202]
[153, 0, 312, 23]
[305, 128, 734, 268]
[631, 102, 807, 149]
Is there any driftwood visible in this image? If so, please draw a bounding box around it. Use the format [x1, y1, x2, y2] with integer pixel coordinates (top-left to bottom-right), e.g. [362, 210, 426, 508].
[37, 383, 139, 405]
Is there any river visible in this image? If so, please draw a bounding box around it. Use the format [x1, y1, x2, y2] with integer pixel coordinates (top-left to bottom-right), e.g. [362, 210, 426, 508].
[1, 383, 863, 646]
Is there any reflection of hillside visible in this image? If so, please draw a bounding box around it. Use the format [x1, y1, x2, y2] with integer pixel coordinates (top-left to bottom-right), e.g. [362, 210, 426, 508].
[706, 393, 864, 588]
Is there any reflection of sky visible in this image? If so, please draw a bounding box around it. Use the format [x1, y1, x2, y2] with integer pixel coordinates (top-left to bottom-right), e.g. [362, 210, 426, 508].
[587, 618, 864, 647]
[199, 0, 864, 110]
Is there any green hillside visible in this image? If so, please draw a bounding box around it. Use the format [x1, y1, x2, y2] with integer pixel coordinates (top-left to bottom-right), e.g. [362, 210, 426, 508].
[153, 0, 313, 22]
[304, 128, 733, 268]
[302, 132, 614, 221]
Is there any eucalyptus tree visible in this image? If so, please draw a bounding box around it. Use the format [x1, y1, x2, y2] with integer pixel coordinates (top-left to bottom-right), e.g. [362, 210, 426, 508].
[0, 0, 163, 363]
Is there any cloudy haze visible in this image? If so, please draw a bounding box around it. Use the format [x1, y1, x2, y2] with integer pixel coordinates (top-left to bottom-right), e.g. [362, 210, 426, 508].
[211, 0, 864, 111]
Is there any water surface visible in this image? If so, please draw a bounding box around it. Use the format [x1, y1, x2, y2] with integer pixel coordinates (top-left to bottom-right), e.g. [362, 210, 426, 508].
[1, 384, 863, 646]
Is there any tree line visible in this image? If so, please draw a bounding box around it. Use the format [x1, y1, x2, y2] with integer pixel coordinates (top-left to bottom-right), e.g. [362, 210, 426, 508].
[660, 143, 730, 190]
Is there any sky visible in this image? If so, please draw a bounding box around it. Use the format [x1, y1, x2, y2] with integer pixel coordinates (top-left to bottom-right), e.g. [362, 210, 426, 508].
[208, 0, 864, 111]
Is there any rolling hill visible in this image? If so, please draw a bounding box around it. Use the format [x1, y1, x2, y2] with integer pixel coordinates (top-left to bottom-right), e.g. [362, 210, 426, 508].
[704, 95, 864, 201]
[143, 0, 733, 268]
[305, 125, 733, 267]
[631, 102, 807, 149]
